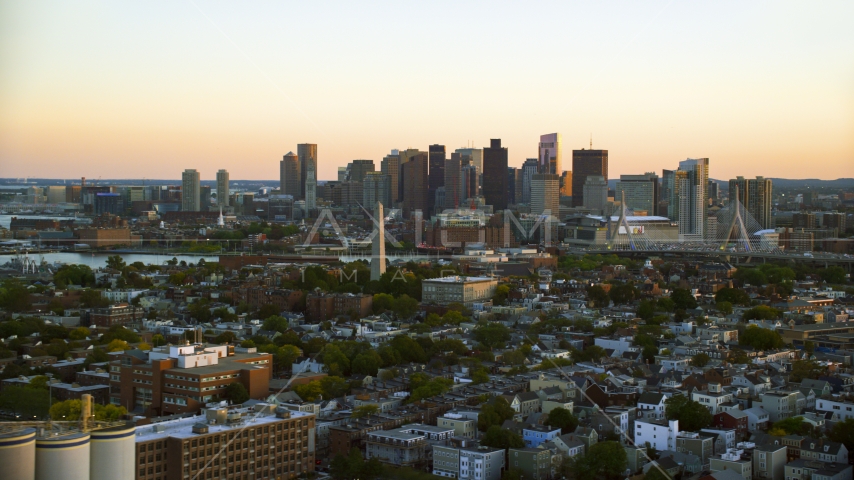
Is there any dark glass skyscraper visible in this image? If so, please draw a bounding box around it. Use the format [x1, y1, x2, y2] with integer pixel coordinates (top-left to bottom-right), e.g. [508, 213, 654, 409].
[483, 139, 508, 212]
[571, 149, 608, 207]
[428, 144, 446, 216]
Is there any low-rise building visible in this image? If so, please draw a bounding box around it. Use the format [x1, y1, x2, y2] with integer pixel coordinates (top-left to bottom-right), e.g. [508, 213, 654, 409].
[509, 447, 552, 480]
[753, 443, 787, 480]
[522, 424, 561, 448]
[422, 276, 498, 306]
[635, 419, 679, 452]
[134, 404, 315, 480]
[365, 428, 428, 468]
[710, 448, 753, 480]
[784, 459, 853, 480]
[437, 413, 477, 439]
[433, 441, 505, 480]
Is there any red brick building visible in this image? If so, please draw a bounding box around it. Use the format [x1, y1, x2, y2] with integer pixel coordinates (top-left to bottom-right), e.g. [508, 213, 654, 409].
[89, 304, 144, 327]
[111, 344, 272, 417]
[231, 286, 304, 311]
[306, 293, 372, 322]
[713, 411, 749, 440]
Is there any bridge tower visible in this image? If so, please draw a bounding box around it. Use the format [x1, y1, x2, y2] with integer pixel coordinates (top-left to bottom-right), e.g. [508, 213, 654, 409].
[718, 187, 752, 252]
[608, 191, 643, 251]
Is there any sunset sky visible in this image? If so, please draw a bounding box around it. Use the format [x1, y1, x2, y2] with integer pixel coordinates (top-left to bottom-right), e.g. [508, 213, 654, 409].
[1, 1, 852, 181]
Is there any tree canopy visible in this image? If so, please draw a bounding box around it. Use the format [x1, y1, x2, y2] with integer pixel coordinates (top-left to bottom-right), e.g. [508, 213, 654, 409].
[665, 395, 711, 432]
[739, 325, 784, 350]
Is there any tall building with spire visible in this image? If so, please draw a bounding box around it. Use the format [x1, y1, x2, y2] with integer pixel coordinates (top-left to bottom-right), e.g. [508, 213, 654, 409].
[216, 169, 230, 207]
[371, 202, 386, 281]
[298, 143, 317, 200]
[305, 161, 317, 214]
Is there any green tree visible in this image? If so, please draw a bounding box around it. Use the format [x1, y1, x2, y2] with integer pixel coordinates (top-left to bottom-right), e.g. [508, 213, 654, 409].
[714, 288, 751, 306]
[743, 305, 782, 321]
[820, 266, 847, 285]
[105, 339, 130, 352]
[691, 353, 711, 368]
[637, 300, 656, 321]
[478, 397, 516, 432]
[372, 293, 395, 314]
[391, 295, 418, 318]
[471, 369, 489, 384]
[791, 360, 825, 382]
[320, 344, 351, 377]
[772, 416, 808, 435]
[262, 315, 290, 333]
[587, 285, 610, 308]
[351, 404, 380, 419]
[740, 325, 784, 350]
[351, 351, 383, 376]
[644, 466, 673, 480]
[68, 327, 91, 340]
[716, 301, 733, 316]
[671, 288, 698, 310]
[79, 289, 109, 308]
[480, 425, 524, 450]
[224, 382, 250, 404]
[0, 279, 33, 312]
[0, 385, 50, 419]
[54, 264, 96, 288]
[570, 441, 628, 480]
[665, 395, 712, 431]
[106, 255, 126, 271]
[473, 323, 511, 349]
[828, 418, 854, 452]
[492, 284, 511, 306]
[609, 283, 638, 305]
[545, 407, 579, 434]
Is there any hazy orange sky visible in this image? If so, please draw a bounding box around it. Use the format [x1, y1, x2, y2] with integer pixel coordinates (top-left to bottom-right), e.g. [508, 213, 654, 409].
[1, 1, 853, 181]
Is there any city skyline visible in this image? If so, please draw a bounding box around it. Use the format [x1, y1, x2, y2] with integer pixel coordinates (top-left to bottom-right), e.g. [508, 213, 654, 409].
[1, 2, 852, 181]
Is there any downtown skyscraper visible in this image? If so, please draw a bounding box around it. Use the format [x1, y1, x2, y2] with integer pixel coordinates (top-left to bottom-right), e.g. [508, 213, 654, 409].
[676, 158, 710, 240]
[729, 176, 773, 229]
[482, 139, 508, 212]
[216, 169, 230, 207]
[428, 144, 446, 216]
[539, 133, 561, 175]
[572, 148, 608, 207]
[280, 152, 301, 198]
[181, 168, 200, 212]
[298, 143, 317, 200]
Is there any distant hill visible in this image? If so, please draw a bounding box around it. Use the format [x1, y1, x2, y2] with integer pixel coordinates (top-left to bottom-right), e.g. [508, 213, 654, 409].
[607, 178, 854, 190]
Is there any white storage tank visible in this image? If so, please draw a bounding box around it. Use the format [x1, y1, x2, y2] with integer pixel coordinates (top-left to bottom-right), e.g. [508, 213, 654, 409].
[0, 428, 36, 480]
[35, 432, 90, 480]
[90, 425, 136, 480]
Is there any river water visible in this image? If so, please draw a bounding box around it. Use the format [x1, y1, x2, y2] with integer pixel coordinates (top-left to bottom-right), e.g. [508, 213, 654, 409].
[1, 252, 220, 269]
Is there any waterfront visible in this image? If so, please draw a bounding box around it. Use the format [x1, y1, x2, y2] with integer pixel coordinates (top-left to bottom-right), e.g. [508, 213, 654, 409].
[1, 251, 220, 269]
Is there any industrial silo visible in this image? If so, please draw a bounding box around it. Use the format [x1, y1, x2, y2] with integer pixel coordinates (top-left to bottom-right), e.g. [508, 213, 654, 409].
[35, 432, 90, 480]
[90, 424, 136, 480]
[0, 427, 36, 480]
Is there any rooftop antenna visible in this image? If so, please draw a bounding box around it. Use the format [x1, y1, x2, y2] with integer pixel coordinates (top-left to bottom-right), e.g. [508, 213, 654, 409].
[590, 134, 592, 149]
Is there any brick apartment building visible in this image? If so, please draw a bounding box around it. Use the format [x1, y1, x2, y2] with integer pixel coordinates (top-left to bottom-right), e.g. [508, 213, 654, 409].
[89, 304, 145, 327]
[75, 227, 141, 248]
[231, 286, 305, 312]
[110, 344, 273, 417]
[305, 293, 372, 322]
[135, 404, 315, 480]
